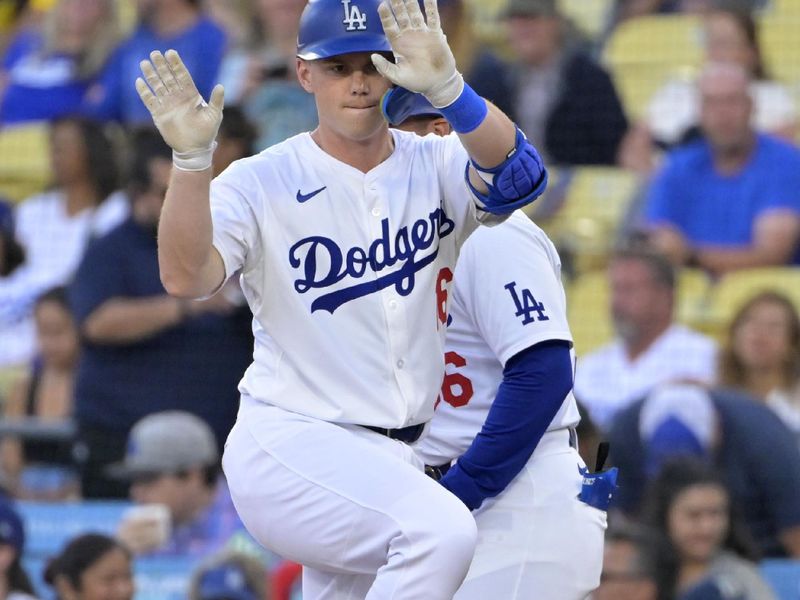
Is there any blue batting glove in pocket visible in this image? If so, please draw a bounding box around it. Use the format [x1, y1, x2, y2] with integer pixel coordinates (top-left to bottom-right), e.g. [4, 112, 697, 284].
[578, 466, 618, 512]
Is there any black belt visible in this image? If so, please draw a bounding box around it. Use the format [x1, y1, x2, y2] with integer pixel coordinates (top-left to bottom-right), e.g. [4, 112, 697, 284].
[425, 427, 578, 482]
[361, 422, 426, 444]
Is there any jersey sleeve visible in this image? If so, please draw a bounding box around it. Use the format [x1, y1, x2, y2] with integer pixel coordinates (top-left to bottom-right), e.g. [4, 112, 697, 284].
[209, 162, 263, 281]
[456, 213, 572, 365]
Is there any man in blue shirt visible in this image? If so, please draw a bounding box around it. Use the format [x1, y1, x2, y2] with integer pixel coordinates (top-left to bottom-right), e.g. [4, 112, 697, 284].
[608, 383, 800, 558]
[84, 0, 225, 124]
[69, 129, 252, 498]
[644, 62, 800, 276]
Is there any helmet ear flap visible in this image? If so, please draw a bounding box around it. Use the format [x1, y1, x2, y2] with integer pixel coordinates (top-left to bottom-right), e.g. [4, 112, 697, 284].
[297, 0, 394, 61]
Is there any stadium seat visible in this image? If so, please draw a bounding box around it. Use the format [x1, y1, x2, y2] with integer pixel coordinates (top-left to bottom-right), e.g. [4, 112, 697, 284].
[602, 14, 704, 118]
[567, 270, 613, 355]
[0, 123, 51, 203]
[706, 267, 800, 338]
[558, 0, 614, 38]
[760, 559, 800, 600]
[542, 167, 640, 273]
[759, 14, 800, 88]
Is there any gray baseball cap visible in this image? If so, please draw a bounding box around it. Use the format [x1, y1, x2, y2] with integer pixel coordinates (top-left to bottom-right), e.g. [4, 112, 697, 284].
[108, 411, 219, 479]
[503, 0, 558, 18]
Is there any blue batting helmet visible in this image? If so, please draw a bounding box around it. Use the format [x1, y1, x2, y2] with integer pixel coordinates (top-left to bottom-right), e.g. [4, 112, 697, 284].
[381, 87, 443, 125]
[297, 0, 393, 61]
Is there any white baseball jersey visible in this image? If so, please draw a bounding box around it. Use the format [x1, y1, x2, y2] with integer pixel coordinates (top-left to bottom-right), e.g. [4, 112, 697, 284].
[210, 129, 479, 428]
[415, 211, 580, 466]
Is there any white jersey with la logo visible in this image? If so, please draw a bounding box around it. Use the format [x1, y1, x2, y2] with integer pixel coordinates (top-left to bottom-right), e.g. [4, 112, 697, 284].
[209, 129, 478, 428]
[415, 211, 581, 466]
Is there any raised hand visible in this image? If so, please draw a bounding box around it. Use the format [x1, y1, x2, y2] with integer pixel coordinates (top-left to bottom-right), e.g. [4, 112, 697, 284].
[371, 0, 463, 108]
[136, 49, 224, 155]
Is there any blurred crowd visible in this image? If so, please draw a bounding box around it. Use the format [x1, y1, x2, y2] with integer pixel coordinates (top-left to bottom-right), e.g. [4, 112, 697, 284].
[0, 0, 798, 598]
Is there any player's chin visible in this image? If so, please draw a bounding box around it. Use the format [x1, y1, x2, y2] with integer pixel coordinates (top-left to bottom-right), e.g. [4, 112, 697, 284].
[340, 110, 388, 139]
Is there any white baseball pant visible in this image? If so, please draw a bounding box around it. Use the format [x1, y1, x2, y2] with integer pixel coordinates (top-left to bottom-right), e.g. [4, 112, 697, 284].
[223, 395, 477, 600]
[452, 428, 607, 600]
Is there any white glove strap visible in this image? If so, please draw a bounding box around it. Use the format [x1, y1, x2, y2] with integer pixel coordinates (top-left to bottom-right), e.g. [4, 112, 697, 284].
[173, 142, 217, 172]
[425, 71, 465, 109]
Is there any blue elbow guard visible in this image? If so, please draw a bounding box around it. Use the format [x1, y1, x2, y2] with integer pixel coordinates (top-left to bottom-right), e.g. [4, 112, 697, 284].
[466, 128, 548, 215]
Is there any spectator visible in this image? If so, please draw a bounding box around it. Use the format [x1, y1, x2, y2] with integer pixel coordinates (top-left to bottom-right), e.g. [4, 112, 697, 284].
[240, 0, 316, 151]
[595, 523, 665, 600]
[574, 247, 717, 430]
[0, 116, 125, 368]
[642, 458, 776, 599]
[718, 291, 800, 444]
[0, 0, 120, 124]
[643, 62, 800, 275]
[648, 8, 796, 148]
[189, 550, 269, 600]
[502, 0, 628, 165]
[213, 105, 257, 177]
[209, 0, 306, 106]
[44, 533, 134, 600]
[0, 287, 79, 501]
[84, 0, 226, 125]
[68, 129, 252, 498]
[112, 412, 245, 559]
[608, 382, 800, 557]
[0, 500, 37, 600]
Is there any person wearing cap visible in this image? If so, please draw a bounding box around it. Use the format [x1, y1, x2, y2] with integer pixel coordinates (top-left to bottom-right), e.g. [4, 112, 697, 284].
[134, 0, 549, 595]
[113, 411, 245, 558]
[0, 500, 37, 600]
[386, 88, 605, 599]
[502, 0, 629, 165]
[608, 382, 800, 558]
[69, 128, 252, 499]
[189, 550, 268, 600]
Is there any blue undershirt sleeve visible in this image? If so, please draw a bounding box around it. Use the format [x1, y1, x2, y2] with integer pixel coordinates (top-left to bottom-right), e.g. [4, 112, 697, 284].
[439, 339, 573, 510]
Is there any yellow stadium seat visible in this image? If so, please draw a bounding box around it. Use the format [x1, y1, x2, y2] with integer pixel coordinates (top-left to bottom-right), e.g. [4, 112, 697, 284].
[675, 267, 713, 330]
[0, 123, 51, 203]
[602, 15, 704, 118]
[706, 268, 800, 335]
[559, 0, 613, 38]
[541, 167, 640, 272]
[567, 270, 614, 356]
[759, 14, 800, 87]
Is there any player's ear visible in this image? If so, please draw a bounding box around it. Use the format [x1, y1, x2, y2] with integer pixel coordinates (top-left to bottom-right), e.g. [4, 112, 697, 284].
[431, 117, 451, 137]
[296, 58, 314, 93]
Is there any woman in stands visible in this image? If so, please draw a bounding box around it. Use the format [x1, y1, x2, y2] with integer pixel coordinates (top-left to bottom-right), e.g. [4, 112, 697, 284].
[45, 534, 133, 600]
[718, 291, 800, 445]
[0, 0, 120, 124]
[0, 500, 38, 600]
[1, 287, 79, 500]
[643, 458, 776, 600]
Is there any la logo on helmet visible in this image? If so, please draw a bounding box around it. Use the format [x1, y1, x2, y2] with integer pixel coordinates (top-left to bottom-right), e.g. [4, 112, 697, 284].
[342, 0, 367, 31]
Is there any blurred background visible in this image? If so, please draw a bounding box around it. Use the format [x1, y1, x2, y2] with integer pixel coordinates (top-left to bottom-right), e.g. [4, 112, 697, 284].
[0, 0, 799, 598]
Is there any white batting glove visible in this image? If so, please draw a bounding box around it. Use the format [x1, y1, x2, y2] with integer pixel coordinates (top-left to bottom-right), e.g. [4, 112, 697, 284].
[371, 0, 464, 108]
[135, 49, 224, 171]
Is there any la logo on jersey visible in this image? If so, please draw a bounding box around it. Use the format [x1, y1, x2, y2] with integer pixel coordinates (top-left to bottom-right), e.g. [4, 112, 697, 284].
[505, 281, 549, 325]
[289, 209, 455, 314]
[342, 0, 367, 31]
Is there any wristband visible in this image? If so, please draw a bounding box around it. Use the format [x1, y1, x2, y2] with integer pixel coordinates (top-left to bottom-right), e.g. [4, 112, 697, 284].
[431, 82, 488, 134]
[173, 142, 217, 172]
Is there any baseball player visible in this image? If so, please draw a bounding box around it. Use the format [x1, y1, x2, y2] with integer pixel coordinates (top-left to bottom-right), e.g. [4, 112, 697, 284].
[385, 88, 607, 599]
[134, 0, 548, 598]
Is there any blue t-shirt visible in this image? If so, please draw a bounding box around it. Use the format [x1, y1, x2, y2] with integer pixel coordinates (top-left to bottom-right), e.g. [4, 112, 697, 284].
[69, 218, 252, 446]
[84, 16, 225, 124]
[645, 134, 800, 261]
[608, 388, 800, 558]
[0, 30, 93, 124]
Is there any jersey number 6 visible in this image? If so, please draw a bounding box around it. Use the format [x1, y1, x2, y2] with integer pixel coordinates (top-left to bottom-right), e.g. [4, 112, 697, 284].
[440, 351, 474, 408]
